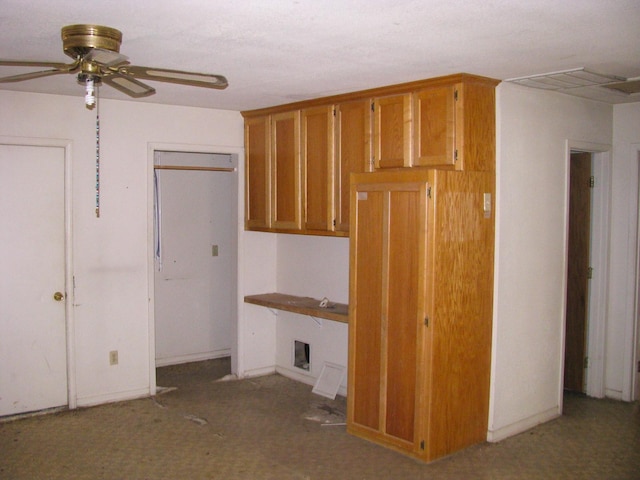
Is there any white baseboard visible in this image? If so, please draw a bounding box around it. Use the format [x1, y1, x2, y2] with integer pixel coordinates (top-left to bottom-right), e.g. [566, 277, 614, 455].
[241, 365, 277, 378]
[76, 387, 151, 408]
[487, 406, 560, 443]
[604, 388, 623, 400]
[155, 349, 231, 367]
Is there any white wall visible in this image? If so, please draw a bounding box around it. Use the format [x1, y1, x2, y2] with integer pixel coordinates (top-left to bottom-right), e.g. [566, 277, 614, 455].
[0, 90, 243, 406]
[610, 102, 640, 400]
[489, 83, 613, 441]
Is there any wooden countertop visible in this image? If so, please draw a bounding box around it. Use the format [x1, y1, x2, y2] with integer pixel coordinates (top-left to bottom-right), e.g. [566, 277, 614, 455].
[244, 293, 348, 324]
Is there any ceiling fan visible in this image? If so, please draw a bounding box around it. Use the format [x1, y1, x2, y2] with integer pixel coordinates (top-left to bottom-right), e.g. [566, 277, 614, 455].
[0, 24, 228, 106]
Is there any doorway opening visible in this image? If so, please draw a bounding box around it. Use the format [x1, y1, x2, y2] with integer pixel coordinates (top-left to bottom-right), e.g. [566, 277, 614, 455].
[151, 150, 238, 381]
[563, 144, 611, 399]
[564, 151, 592, 393]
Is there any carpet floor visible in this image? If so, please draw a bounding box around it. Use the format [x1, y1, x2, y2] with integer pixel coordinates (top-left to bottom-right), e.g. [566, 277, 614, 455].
[1, 358, 638, 479]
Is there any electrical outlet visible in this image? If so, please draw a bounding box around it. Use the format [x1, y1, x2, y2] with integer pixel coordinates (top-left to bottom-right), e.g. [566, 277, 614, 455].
[109, 350, 119, 366]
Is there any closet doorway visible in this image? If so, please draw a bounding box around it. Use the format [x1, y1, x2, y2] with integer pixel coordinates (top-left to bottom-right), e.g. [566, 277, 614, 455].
[153, 150, 238, 368]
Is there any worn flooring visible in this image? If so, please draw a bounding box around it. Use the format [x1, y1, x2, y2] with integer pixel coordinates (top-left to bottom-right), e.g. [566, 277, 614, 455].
[1, 358, 639, 479]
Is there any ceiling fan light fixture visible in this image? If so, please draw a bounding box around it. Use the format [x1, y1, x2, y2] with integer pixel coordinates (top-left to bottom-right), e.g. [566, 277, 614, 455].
[61, 24, 123, 58]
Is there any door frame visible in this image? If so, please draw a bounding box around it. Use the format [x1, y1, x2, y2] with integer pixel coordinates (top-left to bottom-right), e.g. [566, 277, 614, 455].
[0, 136, 76, 410]
[563, 140, 611, 400]
[146, 142, 243, 395]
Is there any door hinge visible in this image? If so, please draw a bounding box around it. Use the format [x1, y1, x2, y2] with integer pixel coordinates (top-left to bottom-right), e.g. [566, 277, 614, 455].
[454, 149, 458, 162]
[587, 267, 594, 279]
[371, 102, 375, 112]
[454, 89, 458, 101]
[589, 176, 595, 188]
[427, 187, 432, 199]
[333, 107, 337, 117]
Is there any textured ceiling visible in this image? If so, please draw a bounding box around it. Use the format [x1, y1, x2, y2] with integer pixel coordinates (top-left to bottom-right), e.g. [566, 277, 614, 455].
[0, 0, 639, 111]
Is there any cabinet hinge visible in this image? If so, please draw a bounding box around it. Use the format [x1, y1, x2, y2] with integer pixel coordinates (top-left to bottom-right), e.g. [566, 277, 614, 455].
[427, 187, 432, 199]
[420, 440, 425, 450]
[454, 89, 459, 101]
[333, 107, 337, 117]
[371, 102, 375, 112]
[589, 175, 595, 188]
[424, 316, 430, 326]
[454, 149, 459, 162]
[333, 219, 336, 227]
[587, 267, 593, 279]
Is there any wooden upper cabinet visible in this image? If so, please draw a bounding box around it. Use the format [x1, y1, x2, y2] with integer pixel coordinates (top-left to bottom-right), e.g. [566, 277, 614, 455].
[454, 80, 496, 171]
[335, 99, 372, 232]
[244, 115, 271, 229]
[302, 106, 334, 232]
[271, 111, 302, 230]
[413, 84, 457, 168]
[373, 94, 412, 169]
[242, 73, 498, 235]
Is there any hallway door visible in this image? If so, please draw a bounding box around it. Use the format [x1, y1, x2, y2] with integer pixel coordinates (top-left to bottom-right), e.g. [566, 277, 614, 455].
[564, 152, 592, 393]
[0, 144, 68, 416]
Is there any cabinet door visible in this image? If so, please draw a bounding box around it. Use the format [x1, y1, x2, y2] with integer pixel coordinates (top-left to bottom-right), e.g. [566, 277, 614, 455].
[335, 99, 371, 232]
[348, 173, 430, 452]
[271, 111, 302, 230]
[413, 85, 457, 168]
[245, 115, 271, 229]
[373, 94, 412, 169]
[302, 106, 334, 231]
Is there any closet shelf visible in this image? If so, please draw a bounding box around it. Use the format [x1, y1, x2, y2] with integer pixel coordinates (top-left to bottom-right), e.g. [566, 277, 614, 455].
[244, 293, 348, 323]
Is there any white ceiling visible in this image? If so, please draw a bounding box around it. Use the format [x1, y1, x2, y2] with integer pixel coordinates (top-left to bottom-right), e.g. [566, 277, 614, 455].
[1, 0, 639, 111]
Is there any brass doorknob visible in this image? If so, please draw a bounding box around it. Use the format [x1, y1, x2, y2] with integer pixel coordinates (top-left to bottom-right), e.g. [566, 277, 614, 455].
[53, 291, 64, 302]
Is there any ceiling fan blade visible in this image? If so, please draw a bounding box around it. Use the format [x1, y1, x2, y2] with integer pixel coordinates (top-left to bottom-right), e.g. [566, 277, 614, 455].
[0, 59, 80, 83]
[84, 48, 128, 67]
[102, 72, 156, 98]
[119, 65, 228, 89]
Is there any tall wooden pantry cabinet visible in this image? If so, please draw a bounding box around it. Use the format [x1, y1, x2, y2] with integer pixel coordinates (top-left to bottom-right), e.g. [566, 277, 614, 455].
[347, 169, 495, 462]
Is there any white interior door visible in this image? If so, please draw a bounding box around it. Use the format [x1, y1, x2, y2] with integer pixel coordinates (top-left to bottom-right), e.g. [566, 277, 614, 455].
[0, 144, 68, 416]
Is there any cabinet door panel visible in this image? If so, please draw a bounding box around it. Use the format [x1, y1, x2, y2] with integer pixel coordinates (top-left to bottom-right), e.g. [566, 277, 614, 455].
[272, 111, 302, 229]
[303, 106, 333, 231]
[414, 85, 456, 167]
[385, 189, 421, 443]
[350, 189, 385, 431]
[374, 94, 412, 169]
[245, 116, 270, 229]
[335, 100, 371, 232]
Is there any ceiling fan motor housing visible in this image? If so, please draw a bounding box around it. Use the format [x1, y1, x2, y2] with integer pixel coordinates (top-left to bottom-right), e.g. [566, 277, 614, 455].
[62, 24, 122, 59]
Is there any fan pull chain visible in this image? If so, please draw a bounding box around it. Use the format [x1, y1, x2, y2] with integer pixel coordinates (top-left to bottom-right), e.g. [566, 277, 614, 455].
[95, 84, 100, 218]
